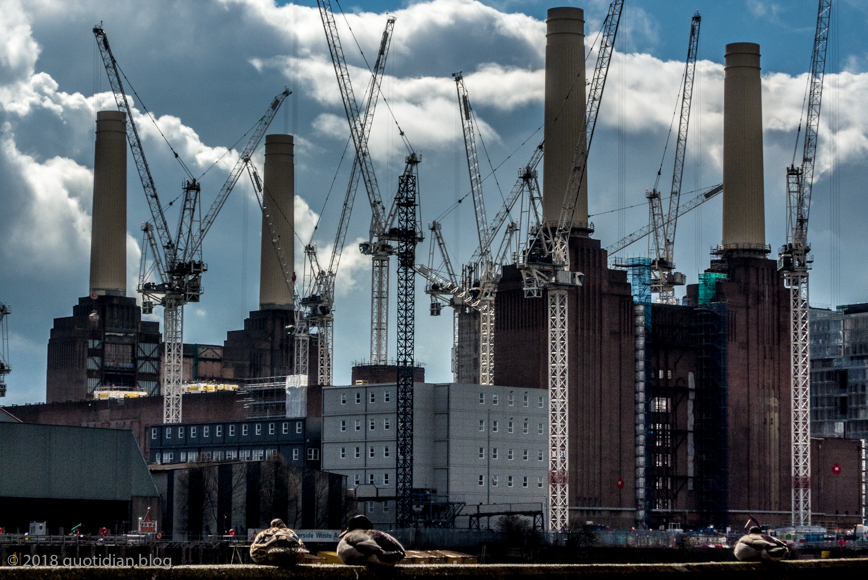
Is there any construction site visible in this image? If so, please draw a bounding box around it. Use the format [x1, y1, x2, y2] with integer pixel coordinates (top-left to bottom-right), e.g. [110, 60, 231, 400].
[1, 0, 867, 540]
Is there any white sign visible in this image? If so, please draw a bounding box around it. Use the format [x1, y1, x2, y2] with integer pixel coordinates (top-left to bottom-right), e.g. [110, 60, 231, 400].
[294, 529, 342, 542]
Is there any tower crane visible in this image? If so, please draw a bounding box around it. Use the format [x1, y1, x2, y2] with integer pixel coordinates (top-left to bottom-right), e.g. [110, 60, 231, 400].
[778, 0, 832, 529]
[646, 11, 701, 304]
[0, 302, 9, 397]
[94, 24, 289, 423]
[317, 0, 414, 366]
[515, 0, 624, 532]
[300, 16, 395, 386]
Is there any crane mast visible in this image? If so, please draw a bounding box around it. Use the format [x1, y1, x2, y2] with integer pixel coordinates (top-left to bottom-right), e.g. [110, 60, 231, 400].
[778, 0, 832, 529]
[95, 23, 288, 423]
[303, 16, 395, 386]
[648, 12, 700, 303]
[0, 302, 9, 397]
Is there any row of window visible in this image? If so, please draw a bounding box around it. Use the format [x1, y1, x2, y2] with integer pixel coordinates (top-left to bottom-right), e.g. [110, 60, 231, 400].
[363, 500, 391, 514]
[340, 418, 391, 432]
[155, 421, 303, 440]
[479, 392, 543, 408]
[478, 474, 543, 488]
[478, 419, 544, 435]
[478, 447, 544, 461]
[341, 391, 392, 405]
[353, 473, 391, 486]
[154, 447, 320, 464]
[340, 446, 391, 459]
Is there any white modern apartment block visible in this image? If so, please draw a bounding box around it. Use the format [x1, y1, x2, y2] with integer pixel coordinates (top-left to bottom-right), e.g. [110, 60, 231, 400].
[322, 382, 549, 525]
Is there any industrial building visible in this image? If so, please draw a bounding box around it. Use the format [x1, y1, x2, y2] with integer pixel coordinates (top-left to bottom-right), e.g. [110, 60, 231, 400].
[321, 382, 549, 527]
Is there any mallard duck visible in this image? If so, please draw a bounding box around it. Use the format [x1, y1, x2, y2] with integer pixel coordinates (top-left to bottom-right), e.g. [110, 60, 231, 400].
[337, 515, 406, 567]
[250, 518, 309, 567]
[733, 517, 789, 561]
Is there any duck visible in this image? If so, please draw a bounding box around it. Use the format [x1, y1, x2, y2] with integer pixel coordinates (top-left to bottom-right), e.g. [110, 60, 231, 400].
[337, 514, 406, 567]
[733, 517, 789, 562]
[250, 518, 309, 567]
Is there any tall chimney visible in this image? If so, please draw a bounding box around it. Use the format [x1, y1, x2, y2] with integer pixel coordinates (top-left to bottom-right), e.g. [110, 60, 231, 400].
[89, 110, 127, 297]
[543, 7, 587, 230]
[722, 42, 766, 252]
[259, 134, 295, 310]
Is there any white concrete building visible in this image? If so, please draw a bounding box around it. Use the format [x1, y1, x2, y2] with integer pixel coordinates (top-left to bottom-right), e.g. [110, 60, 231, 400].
[321, 382, 549, 525]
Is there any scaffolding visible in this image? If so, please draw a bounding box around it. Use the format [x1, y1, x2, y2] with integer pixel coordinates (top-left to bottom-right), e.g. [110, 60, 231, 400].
[238, 376, 307, 420]
[692, 303, 728, 527]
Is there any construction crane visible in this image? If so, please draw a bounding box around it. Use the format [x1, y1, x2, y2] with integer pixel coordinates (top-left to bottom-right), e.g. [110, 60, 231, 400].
[300, 16, 396, 386]
[778, 0, 832, 529]
[646, 11, 701, 304]
[395, 152, 422, 527]
[515, 0, 624, 532]
[0, 302, 9, 397]
[317, 0, 412, 366]
[94, 24, 289, 423]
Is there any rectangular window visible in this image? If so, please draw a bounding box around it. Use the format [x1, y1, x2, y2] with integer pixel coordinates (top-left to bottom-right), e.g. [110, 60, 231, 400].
[369, 447, 375, 458]
[538, 396, 544, 408]
[383, 473, 389, 485]
[267, 423, 273, 435]
[166, 427, 171, 439]
[216, 425, 222, 437]
[368, 474, 375, 485]
[383, 418, 391, 430]
[179, 426, 185, 438]
[369, 419, 375, 431]
[254, 449, 265, 461]
[538, 477, 544, 488]
[355, 419, 361, 431]
[354, 474, 361, 485]
[165, 452, 173, 463]
[384, 446, 390, 458]
[492, 448, 498, 460]
[340, 420, 346, 432]
[508, 421, 514, 433]
[340, 447, 346, 459]
[383, 501, 390, 513]
[492, 475, 499, 487]
[479, 420, 485, 432]
[242, 424, 249, 436]
[226, 450, 237, 460]
[538, 423, 544, 435]
[151, 428, 158, 440]
[523, 449, 529, 461]
[508, 476, 513, 487]
[229, 425, 236, 437]
[240, 449, 251, 461]
[187, 451, 197, 462]
[293, 448, 299, 461]
[282, 422, 288, 434]
[508, 392, 515, 406]
[355, 392, 362, 404]
[341, 393, 347, 405]
[296, 422, 303, 434]
[479, 392, 485, 404]
[155, 453, 162, 464]
[204, 426, 210, 437]
[523, 393, 529, 407]
[307, 448, 320, 461]
[523, 476, 528, 487]
[479, 447, 485, 459]
[523, 421, 528, 434]
[255, 424, 262, 435]
[355, 447, 361, 459]
[180, 452, 187, 462]
[538, 450, 544, 461]
[492, 420, 498, 433]
[370, 392, 376, 404]
[384, 391, 390, 403]
[508, 449, 513, 460]
[478, 475, 485, 486]
[492, 394, 498, 405]
[190, 426, 196, 438]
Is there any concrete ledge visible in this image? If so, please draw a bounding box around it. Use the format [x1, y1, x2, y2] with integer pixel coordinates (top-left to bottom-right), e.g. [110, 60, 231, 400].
[0, 561, 867, 579]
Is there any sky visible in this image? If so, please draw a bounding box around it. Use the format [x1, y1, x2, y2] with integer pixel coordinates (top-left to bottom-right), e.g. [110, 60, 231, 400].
[2, 0, 868, 406]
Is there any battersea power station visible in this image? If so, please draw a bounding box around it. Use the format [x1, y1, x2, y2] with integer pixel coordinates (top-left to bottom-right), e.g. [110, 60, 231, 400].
[3, 3, 865, 537]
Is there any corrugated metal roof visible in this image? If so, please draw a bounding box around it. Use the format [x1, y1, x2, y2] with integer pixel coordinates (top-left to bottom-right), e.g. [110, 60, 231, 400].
[0, 423, 158, 501]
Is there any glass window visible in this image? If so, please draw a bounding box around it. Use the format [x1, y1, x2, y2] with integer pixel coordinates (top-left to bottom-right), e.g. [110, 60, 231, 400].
[226, 450, 237, 460]
[383, 501, 390, 512]
[368, 474, 374, 485]
[369, 447, 375, 458]
[538, 396, 544, 408]
[383, 473, 389, 485]
[508, 392, 515, 406]
[282, 422, 288, 434]
[523, 449, 529, 461]
[479, 420, 485, 432]
[492, 475, 499, 487]
[296, 422, 303, 434]
[165, 427, 171, 439]
[340, 420, 346, 432]
[190, 426, 196, 438]
[355, 419, 361, 431]
[479, 447, 485, 459]
[538, 477, 544, 488]
[538, 423, 544, 435]
[179, 426, 185, 438]
[523, 476, 528, 487]
[355, 447, 361, 458]
[354, 474, 361, 485]
[216, 425, 222, 437]
[508, 449, 514, 460]
[340, 447, 346, 459]
[383, 418, 391, 430]
[508, 476, 513, 487]
[384, 446, 390, 458]
[478, 475, 484, 486]
[369, 419, 375, 431]
[492, 420, 498, 433]
[292, 448, 299, 460]
[156, 453, 162, 465]
[204, 426, 210, 437]
[384, 391, 391, 403]
[492, 394, 498, 405]
[523, 393, 529, 407]
[538, 450, 544, 461]
[255, 424, 262, 435]
[370, 392, 376, 404]
[508, 421, 514, 434]
[242, 424, 249, 436]
[492, 448, 498, 460]
[355, 392, 362, 404]
[165, 452, 173, 463]
[180, 452, 187, 462]
[479, 393, 485, 404]
[341, 393, 347, 405]
[229, 425, 236, 437]
[151, 428, 158, 440]
[523, 420, 528, 434]
[307, 448, 319, 461]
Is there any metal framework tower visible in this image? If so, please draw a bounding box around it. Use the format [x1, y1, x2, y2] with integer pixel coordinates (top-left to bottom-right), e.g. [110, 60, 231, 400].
[395, 153, 421, 527]
[94, 25, 288, 423]
[648, 12, 701, 304]
[778, 0, 831, 529]
[0, 302, 9, 397]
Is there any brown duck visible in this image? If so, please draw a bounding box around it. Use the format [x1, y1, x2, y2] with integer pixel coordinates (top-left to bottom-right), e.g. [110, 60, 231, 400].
[337, 515, 406, 567]
[250, 518, 309, 567]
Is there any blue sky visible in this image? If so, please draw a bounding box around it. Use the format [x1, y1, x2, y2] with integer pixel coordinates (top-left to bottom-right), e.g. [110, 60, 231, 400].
[2, 0, 867, 406]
